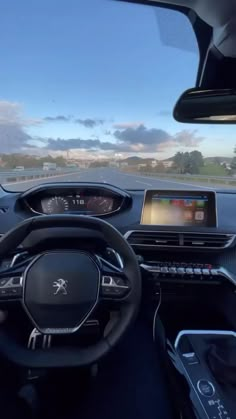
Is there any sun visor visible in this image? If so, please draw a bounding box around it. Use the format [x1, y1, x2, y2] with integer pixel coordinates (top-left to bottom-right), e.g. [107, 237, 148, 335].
[151, 0, 236, 57]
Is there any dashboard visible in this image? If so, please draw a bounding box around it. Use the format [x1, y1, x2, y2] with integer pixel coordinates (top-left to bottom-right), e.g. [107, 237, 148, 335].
[0, 182, 236, 301]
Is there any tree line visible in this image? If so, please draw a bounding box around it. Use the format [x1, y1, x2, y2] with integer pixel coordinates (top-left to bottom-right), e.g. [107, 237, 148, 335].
[173, 151, 204, 174]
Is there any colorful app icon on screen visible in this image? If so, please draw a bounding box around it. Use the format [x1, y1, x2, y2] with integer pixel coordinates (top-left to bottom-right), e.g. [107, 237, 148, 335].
[161, 199, 170, 205]
[184, 200, 193, 207]
[184, 210, 193, 221]
[196, 200, 205, 208]
[172, 200, 182, 206]
[195, 211, 204, 221]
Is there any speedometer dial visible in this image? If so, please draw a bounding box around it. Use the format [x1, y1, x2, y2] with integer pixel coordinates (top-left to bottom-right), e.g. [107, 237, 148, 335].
[86, 196, 113, 214]
[46, 196, 69, 214]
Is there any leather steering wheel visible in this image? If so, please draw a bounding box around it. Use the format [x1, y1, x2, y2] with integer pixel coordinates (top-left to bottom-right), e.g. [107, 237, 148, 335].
[0, 215, 142, 368]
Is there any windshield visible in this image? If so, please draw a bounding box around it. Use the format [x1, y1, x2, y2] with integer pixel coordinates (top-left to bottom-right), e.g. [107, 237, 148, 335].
[0, 0, 235, 191]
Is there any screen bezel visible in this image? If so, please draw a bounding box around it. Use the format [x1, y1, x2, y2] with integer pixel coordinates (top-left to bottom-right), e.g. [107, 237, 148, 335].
[141, 190, 217, 227]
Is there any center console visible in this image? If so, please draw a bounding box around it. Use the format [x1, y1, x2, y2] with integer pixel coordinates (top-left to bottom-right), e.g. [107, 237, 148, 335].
[170, 331, 236, 419]
[125, 189, 236, 291]
[133, 190, 236, 418]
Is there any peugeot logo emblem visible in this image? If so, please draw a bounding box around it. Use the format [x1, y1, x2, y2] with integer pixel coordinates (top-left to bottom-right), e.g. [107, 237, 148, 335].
[53, 278, 68, 295]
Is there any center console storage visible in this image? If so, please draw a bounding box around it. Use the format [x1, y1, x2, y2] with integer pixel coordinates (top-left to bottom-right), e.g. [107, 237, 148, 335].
[171, 331, 236, 419]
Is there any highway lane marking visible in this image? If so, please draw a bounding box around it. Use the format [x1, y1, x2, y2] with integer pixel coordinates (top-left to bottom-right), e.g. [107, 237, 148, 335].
[120, 172, 215, 190]
[136, 180, 153, 186]
[3, 171, 83, 186]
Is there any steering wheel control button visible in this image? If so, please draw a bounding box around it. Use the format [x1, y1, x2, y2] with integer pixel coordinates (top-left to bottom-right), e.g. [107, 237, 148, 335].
[10, 287, 22, 297]
[102, 276, 113, 285]
[0, 278, 9, 287]
[113, 277, 126, 287]
[11, 276, 22, 285]
[197, 380, 215, 398]
[0, 276, 22, 299]
[101, 276, 129, 298]
[23, 252, 100, 334]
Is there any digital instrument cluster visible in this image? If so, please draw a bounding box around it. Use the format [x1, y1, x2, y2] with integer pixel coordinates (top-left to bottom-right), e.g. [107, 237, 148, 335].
[21, 184, 130, 217]
[41, 194, 114, 215]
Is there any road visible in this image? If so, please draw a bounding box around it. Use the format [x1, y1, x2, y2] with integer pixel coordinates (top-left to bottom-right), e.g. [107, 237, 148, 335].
[3, 168, 222, 192]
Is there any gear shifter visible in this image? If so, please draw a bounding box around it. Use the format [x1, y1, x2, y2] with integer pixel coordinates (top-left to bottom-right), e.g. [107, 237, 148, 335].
[207, 337, 236, 388]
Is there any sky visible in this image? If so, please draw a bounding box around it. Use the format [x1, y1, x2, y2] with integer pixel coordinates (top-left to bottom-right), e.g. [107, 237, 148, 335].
[0, 0, 235, 160]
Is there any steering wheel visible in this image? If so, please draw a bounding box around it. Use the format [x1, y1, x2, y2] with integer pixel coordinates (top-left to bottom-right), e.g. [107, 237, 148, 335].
[0, 215, 141, 368]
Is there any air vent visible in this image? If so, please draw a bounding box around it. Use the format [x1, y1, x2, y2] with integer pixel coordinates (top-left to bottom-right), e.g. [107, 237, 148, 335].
[125, 231, 235, 249]
[126, 231, 180, 247]
[182, 233, 234, 249]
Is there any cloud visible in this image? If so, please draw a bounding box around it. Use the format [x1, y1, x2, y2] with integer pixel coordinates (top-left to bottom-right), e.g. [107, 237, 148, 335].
[0, 101, 41, 126]
[45, 137, 151, 152]
[75, 118, 104, 128]
[113, 122, 143, 129]
[113, 125, 170, 146]
[44, 127, 203, 154]
[44, 115, 71, 122]
[174, 130, 204, 147]
[112, 125, 203, 152]
[46, 138, 116, 151]
[0, 101, 203, 156]
[43, 116, 105, 127]
[0, 101, 40, 152]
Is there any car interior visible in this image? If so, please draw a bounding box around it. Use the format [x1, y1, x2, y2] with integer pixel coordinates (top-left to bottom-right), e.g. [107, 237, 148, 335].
[0, 1, 236, 419]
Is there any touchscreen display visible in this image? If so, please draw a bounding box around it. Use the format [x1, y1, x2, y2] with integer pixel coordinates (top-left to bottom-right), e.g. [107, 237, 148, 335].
[141, 190, 217, 227]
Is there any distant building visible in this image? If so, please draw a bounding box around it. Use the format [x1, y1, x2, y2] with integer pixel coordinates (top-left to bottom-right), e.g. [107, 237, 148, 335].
[221, 162, 232, 171]
[162, 160, 174, 168]
[120, 162, 128, 168]
[151, 160, 158, 168]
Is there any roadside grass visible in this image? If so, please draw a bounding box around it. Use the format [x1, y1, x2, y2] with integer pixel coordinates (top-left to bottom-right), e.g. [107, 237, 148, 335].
[200, 164, 228, 176]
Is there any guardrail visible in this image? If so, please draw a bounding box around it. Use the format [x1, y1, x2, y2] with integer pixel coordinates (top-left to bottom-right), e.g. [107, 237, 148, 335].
[0, 168, 80, 184]
[125, 171, 236, 186]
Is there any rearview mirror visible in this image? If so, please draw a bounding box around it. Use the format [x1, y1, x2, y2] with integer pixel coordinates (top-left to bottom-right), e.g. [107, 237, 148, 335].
[174, 88, 236, 124]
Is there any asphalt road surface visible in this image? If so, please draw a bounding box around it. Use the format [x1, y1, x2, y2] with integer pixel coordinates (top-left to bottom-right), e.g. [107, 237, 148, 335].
[2, 168, 224, 192]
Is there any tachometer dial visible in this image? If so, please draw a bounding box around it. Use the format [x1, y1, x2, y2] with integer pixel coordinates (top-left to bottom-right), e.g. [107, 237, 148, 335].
[46, 196, 69, 214]
[86, 196, 113, 214]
